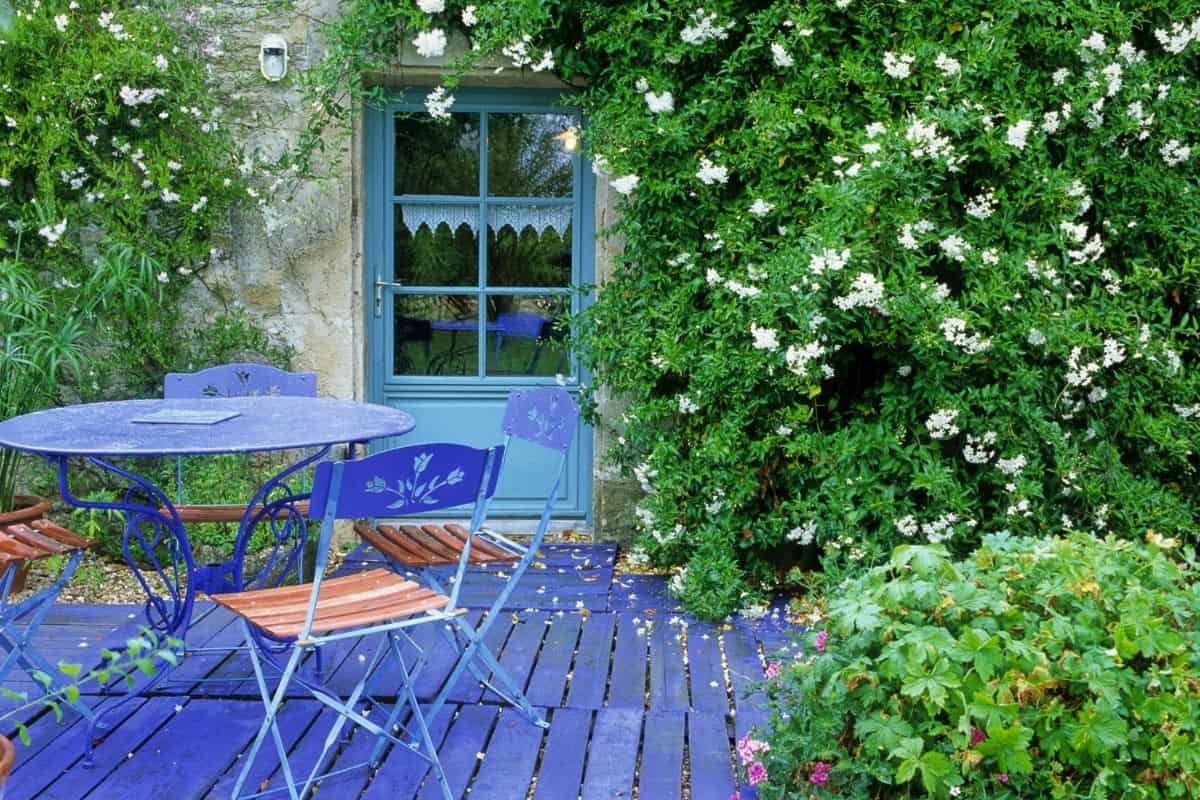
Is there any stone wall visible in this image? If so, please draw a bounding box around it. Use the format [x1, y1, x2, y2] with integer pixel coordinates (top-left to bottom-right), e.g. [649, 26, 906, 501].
[195, 3, 639, 541]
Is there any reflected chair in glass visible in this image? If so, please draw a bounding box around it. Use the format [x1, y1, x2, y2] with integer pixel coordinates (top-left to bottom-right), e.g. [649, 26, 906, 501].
[355, 386, 579, 727]
[217, 443, 503, 800]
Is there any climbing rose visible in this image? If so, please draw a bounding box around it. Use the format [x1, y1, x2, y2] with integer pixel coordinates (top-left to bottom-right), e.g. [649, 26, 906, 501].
[810, 762, 832, 787]
[747, 761, 768, 785]
[814, 629, 827, 652]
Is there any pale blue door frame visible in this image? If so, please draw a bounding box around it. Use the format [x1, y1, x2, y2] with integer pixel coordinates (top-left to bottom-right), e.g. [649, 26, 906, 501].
[364, 88, 594, 520]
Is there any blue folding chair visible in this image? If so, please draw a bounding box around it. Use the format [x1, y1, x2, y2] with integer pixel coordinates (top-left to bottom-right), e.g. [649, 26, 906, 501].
[356, 386, 580, 727]
[0, 520, 95, 725]
[214, 442, 505, 800]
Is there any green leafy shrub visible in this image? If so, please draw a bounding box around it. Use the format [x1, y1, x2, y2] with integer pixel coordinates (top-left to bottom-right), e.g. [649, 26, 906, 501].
[748, 534, 1200, 799]
[298, 0, 1200, 617]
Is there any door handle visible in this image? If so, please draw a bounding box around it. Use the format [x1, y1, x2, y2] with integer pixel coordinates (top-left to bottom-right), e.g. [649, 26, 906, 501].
[374, 277, 404, 317]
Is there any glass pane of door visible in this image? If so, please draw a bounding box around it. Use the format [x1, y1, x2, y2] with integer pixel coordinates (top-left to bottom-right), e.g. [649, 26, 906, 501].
[393, 294, 480, 376]
[487, 113, 575, 197]
[487, 205, 572, 288]
[394, 112, 481, 195]
[395, 205, 479, 287]
[485, 294, 570, 377]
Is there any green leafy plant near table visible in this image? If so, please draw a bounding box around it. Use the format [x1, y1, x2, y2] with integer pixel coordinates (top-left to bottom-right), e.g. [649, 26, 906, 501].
[293, 0, 1200, 618]
[747, 534, 1200, 798]
[1, 629, 180, 747]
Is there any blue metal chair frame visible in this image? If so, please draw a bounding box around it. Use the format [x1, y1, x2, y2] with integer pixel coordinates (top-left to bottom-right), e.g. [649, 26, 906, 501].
[367, 387, 580, 728]
[0, 542, 96, 726]
[226, 442, 504, 800]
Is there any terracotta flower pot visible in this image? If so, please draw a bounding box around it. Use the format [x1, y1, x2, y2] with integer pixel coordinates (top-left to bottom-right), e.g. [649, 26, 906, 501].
[0, 734, 13, 797]
[0, 494, 54, 594]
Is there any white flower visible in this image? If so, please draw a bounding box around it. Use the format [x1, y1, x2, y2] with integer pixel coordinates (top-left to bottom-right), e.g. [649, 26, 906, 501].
[883, 51, 914, 79]
[1102, 338, 1126, 368]
[54, 14, 69, 32]
[1052, 67, 1070, 85]
[808, 248, 850, 275]
[1081, 32, 1107, 54]
[941, 317, 991, 354]
[696, 156, 729, 185]
[865, 122, 886, 138]
[119, 86, 167, 107]
[964, 190, 996, 220]
[1174, 404, 1200, 419]
[749, 198, 774, 217]
[1066, 347, 1101, 388]
[997, 454, 1027, 476]
[1155, 22, 1197, 54]
[963, 431, 997, 464]
[680, 9, 731, 46]
[417, 0, 445, 13]
[413, 29, 448, 59]
[905, 118, 956, 162]
[424, 86, 455, 119]
[771, 43, 793, 68]
[750, 325, 780, 351]
[161, 189, 180, 203]
[1161, 139, 1191, 166]
[895, 515, 919, 537]
[934, 52, 960, 76]
[154, 54, 169, 72]
[939, 235, 971, 262]
[1005, 119, 1034, 149]
[190, 196, 208, 213]
[156, 271, 170, 284]
[832, 272, 884, 311]
[610, 174, 639, 195]
[926, 408, 961, 440]
[1087, 386, 1108, 404]
[678, 394, 700, 414]
[897, 365, 912, 377]
[461, 5, 477, 26]
[785, 342, 825, 377]
[1042, 111, 1061, 134]
[787, 522, 816, 545]
[1027, 328, 1047, 346]
[644, 91, 674, 113]
[38, 218, 68, 247]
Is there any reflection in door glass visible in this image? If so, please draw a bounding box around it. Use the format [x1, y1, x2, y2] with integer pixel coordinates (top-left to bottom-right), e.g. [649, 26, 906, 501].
[395, 205, 479, 287]
[394, 112, 481, 195]
[487, 205, 572, 288]
[485, 295, 570, 377]
[393, 295, 480, 376]
[487, 114, 574, 198]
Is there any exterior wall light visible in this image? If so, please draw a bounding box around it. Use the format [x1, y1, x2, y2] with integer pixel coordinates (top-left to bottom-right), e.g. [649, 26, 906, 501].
[259, 34, 288, 82]
[554, 126, 579, 153]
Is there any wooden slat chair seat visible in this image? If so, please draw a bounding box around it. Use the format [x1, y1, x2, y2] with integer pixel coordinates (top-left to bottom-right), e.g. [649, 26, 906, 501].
[354, 521, 519, 568]
[0, 519, 90, 567]
[156, 500, 311, 525]
[0, 518, 95, 727]
[213, 568, 448, 640]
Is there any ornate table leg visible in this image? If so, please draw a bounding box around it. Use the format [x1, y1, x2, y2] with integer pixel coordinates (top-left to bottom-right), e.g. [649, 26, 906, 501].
[54, 455, 192, 764]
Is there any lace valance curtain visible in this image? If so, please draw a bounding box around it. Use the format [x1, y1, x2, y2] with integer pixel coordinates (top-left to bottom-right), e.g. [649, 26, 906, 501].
[399, 204, 572, 235]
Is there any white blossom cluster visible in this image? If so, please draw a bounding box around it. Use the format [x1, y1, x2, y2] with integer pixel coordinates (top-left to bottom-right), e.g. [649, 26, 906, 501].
[680, 9, 730, 46]
[925, 408, 961, 439]
[832, 272, 884, 311]
[750, 324, 779, 351]
[940, 317, 992, 354]
[424, 86, 455, 119]
[883, 51, 914, 79]
[963, 431, 997, 464]
[786, 521, 816, 545]
[696, 156, 729, 185]
[808, 247, 850, 275]
[785, 341, 826, 378]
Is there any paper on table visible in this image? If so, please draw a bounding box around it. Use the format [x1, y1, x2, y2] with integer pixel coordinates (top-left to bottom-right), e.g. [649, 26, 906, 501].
[129, 409, 242, 425]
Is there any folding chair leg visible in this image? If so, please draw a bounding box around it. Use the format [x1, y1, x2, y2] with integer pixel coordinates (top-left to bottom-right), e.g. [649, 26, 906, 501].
[393, 634, 453, 800]
[232, 621, 305, 800]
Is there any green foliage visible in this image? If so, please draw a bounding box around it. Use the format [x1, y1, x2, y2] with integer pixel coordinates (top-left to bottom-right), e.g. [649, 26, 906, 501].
[296, 1, 1200, 618]
[750, 535, 1200, 799]
[0, 627, 181, 745]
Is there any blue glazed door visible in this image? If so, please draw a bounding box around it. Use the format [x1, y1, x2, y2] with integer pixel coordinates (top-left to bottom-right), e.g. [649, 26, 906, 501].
[365, 89, 593, 520]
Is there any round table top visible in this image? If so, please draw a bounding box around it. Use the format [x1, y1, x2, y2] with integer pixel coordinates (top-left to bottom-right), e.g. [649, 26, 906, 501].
[0, 397, 416, 457]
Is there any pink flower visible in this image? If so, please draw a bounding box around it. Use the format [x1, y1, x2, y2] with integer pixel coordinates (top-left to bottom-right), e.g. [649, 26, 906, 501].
[998, 773, 1010, 783]
[747, 761, 769, 786]
[810, 761, 833, 787]
[729, 794, 740, 800]
[764, 661, 782, 680]
[970, 727, 987, 746]
[736, 735, 770, 765]
[815, 630, 828, 652]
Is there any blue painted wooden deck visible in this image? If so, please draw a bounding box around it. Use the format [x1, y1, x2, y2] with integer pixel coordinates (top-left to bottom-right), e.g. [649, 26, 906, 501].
[4, 544, 799, 799]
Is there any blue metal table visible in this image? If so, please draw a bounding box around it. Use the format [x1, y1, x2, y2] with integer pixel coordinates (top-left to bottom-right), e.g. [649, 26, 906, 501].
[0, 397, 416, 639]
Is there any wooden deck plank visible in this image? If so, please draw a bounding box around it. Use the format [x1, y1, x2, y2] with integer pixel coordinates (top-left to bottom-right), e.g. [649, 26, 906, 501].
[205, 701, 325, 799]
[524, 612, 580, 708]
[580, 707, 641, 800]
[606, 614, 647, 709]
[638, 710, 685, 800]
[565, 612, 614, 709]
[687, 711, 738, 800]
[487, 610, 547, 702]
[530, 707, 591, 800]
[415, 704, 498, 800]
[31, 697, 186, 800]
[358, 704, 454, 800]
[80, 699, 262, 800]
[467, 707, 546, 800]
[449, 611, 512, 704]
[649, 618, 689, 711]
[723, 622, 768, 725]
[686, 621, 728, 713]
